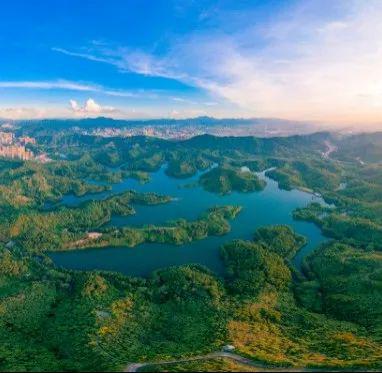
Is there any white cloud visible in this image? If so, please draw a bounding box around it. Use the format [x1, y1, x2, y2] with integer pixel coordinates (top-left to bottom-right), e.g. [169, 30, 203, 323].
[0, 80, 140, 98]
[169, 109, 180, 118]
[171, 96, 197, 105]
[53, 47, 188, 81]
[204, 101, 218, 106]
[168, 106, 211, 119]
[0, 80, 99, 92]
[69, 98, 116, 116]
[69, 99, 80, 111]
[54, 0, 382, 125]
[0, 107, 47, 120]
[52, 48, 115, 66]
[84, 98, 103, 113]
[0, 99, 117, 120]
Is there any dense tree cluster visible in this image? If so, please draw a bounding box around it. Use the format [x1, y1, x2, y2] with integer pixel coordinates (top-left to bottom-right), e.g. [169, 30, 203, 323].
[199, 166, 266, 194]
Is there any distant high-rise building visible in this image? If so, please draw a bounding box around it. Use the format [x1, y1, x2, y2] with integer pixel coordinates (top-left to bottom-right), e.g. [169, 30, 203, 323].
[19, 136, 36, 145]
[0, 131, 14, 145]
[0, 144, 33, 160]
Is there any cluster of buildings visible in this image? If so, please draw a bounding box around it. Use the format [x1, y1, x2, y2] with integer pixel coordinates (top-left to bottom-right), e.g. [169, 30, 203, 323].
[0, 131, 35, 161]
[84, 123, 318, 140]
[87, 125, 206, 140]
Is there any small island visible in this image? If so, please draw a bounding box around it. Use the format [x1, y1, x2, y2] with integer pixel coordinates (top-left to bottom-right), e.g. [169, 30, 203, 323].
[66, 205, 242, 250]
[199, 166, 266, 194]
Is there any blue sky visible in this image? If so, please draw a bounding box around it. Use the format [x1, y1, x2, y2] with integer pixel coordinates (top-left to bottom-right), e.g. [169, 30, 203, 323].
[1, 0, 382, 125]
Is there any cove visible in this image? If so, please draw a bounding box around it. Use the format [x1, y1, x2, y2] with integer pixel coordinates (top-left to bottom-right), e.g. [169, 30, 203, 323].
[49, 166, 328, 277]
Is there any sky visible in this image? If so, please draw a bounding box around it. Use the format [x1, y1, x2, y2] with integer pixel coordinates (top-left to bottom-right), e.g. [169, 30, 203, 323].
[1, 0, 382, 126]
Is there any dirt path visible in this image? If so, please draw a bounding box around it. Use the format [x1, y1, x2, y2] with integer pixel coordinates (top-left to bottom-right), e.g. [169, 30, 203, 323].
[322, 141, 337, 159]
[124, 351, 317, 372]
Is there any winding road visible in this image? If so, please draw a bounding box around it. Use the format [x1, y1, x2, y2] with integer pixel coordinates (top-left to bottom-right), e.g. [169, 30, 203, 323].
[124, 351, 319, 372]
[322, 141, 337, 159]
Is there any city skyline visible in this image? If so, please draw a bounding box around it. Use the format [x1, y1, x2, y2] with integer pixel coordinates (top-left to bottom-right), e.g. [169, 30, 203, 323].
[1, 0, 382, 128]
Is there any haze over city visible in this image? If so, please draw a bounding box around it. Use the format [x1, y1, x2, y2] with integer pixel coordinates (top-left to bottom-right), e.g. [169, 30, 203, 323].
[1, 0, 382, 129]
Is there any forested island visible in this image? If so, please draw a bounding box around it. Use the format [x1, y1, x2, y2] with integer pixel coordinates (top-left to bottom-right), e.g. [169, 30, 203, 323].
[0, 122, 381, 371]
[199, 165, 266, 194]
[68, 205, 242, 250]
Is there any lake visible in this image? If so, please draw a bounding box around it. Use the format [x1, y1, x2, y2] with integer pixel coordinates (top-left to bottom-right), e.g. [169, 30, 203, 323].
[49, 166, 328, 277]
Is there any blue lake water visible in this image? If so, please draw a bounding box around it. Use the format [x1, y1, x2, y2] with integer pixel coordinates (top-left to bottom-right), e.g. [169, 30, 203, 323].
[49, 166, 328, 277]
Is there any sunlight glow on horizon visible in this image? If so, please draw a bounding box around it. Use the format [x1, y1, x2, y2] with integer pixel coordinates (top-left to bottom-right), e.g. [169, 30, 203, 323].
[0, 0, 382, 129]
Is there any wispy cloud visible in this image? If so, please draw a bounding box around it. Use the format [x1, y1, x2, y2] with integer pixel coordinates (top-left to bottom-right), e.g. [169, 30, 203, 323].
[0, 80, 97, 91]
[0, 79, 140, 98]
[171, 96, 197, 105]
[53, 0, 382, 124]
[52, 48, 116, 66]
[53, 47, 189, 81]
[0, 107, 48, 120]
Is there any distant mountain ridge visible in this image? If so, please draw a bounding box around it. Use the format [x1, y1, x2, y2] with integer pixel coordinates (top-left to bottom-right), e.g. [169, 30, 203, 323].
[9, 116, 315, 130]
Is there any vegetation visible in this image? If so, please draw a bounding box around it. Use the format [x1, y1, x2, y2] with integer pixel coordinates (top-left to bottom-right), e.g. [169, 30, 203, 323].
[68, 205, 242, 249]
[253, 225, 307, 258]
[10, 191, 172, 252]
[199, 166, 266, 194]
[166, 150, 212, 178]
[0, 126, 381, 371]
[221, 230, 382, 370]
[139, 358, 258, 372]
[0, 223, 380, 371]
[298, 242, 382, 336]
[265, 159, 342, 192]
